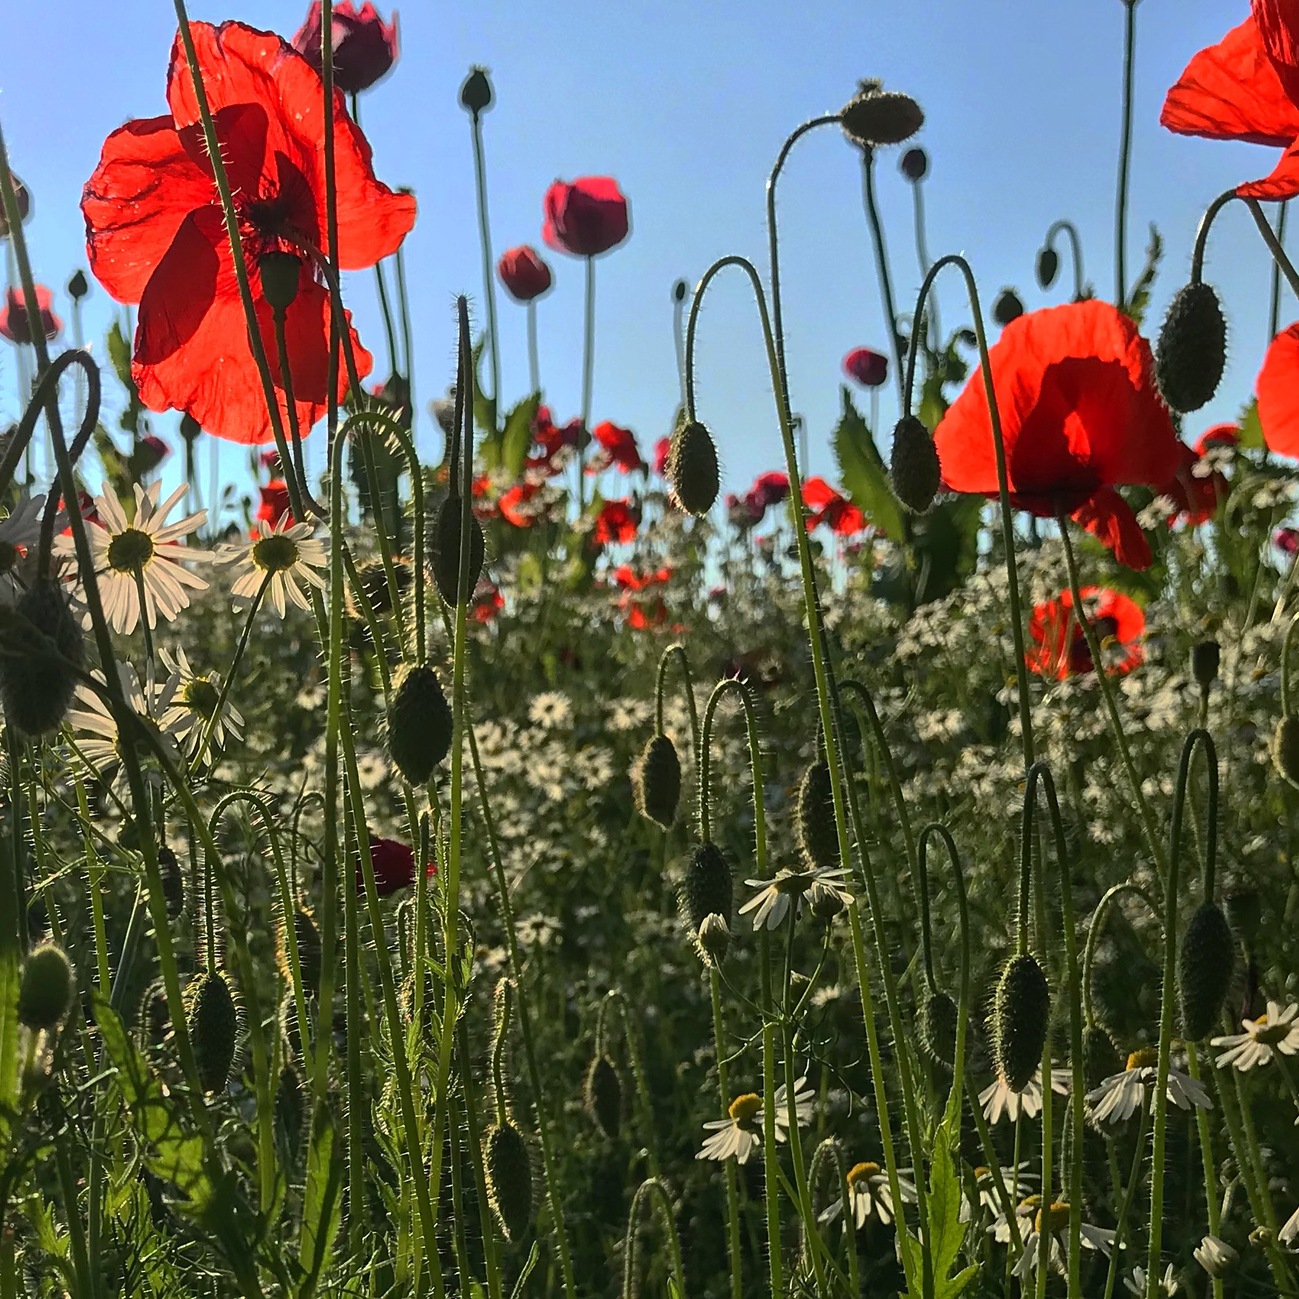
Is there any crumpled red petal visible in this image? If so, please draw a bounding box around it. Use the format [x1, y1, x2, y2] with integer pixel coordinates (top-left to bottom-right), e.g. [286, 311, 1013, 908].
[1071, 487, 1153, 571]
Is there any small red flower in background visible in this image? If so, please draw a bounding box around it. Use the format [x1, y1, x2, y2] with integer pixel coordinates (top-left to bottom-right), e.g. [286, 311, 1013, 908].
[543, 177, 630, 258]
[1277, 526, 1299, 554]
[472, 581, 504, 622]
[529, 405, 585, 476]
[843, 346, 889, 388]
[626, 597, 668, 630]
[731, 470, 792, 530]
[497, 245, 552, 302]
[728, 492, 764, 531]
[260, 449, 283, 472]
[1027, 586, 1145, 680]
[932, 300, 1181, 569]
[1159, 442, 1228, 527]
[360, 834, 435, 897]
[653, 437, 670, 477]
[292, 2, 398, 95]
[257, 479, 294, 529]
[587, 421, 645, 474]
[611, 564, 672, 591]
[802, 477, 866, 536]
[592, 498, 638, 546]
[1161, 2, 1299, 200]
[81, 21, 416, 445]
[750, 471, 790, 510]
[1256, 322, 1299, 456]
[497, 482, 543, 527]
[0, 285, 61, 345]
[1194, 423, 1239, 457]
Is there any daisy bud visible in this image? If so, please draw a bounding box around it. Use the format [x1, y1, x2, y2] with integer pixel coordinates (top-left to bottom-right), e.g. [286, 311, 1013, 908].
[583, 1052, 622, 1139]
[667, 419, 720, 516]
[459, 66, 493, 116]
[918, 988, 959, 1066]
[1271, 715, 1299, 786]
[17, 943, 73, 1032]
[840, 82, 924, 149]
[696, 913, 731, 967]
[992, 288, 1024, 327]
[796, 761, 839, 872]
[631, 733, 681, 829]
[258, 252, 301, 312]
[185, 970, 239, 1095]
[485, 1120, 533, 1242]
[277, 908, 322, 998]
[1035, 246, 1060, 290]
[890, 414, 942, 514]
[991, 953, 1051, 1092]
[67, 270, 89, 302]
[681, 844, 733, 938]
[0, 580, 84, 736]
[1178, 901, 1234, 1040]
[429, 495, 486, 605]
[387, 662, 454, 784]
[1155, 281, 1227, 414]
[1191, 640, 1220, 694]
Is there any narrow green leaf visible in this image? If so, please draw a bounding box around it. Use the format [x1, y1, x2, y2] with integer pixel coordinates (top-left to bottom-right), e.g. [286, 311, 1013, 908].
[1121, 224, 1163, 327]
[298, 1102, 343, 1295]
[508, 1242, 542, 1299]
[832, 389, 905, 541]
[500, 394, 541, 481]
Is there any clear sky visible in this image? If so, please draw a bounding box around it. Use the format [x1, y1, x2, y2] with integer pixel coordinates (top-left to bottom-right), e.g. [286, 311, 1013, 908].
[0, 2, 1284, 518]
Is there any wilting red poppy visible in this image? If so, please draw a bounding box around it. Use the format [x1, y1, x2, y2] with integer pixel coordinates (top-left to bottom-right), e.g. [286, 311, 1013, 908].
[542, 177, 630, 258]
[0, 285, 61, 345]
[82, 21, 416, 445]
[1159, 441, 1228, 526]
[360, 834, 434, 897]
[1161, 2, 1299, 200]
[1027, 586, 1145, 680]
[1194, 423, 1239, 457]
[292, 2, 398, 95]
[843, 346, 889, 388]
[1257, 322, 1299, 456]
[803, 476, 866, 536]
[497, 245, 552, 302]
[592, 498, 637, 545]
[257, 479, 294, 528]
[588, 421, 645, 474]
[932, 300, 1181, 568]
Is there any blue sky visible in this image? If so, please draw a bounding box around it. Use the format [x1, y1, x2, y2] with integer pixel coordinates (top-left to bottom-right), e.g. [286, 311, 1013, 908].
[0, 2, 1286, 519]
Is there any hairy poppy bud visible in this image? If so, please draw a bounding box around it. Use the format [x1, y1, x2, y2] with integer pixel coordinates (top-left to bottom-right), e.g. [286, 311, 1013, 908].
[274, 1063, 305, 1156]
[991, 953, 1050, 1092]
[485, 1120, 532, 1241]
[1178, 902, 1234, 1040]
[180, 414, 202, 443]
[0, 580, 84, 736]
[900, 147, 929, 181]
[796, 761, 839, 871]
[1036, 247, 1060, 290]
[918, 988, 959, 1066]
[185, 970, 239, 1095]
[583, 1053, 622, 1138]
[1224, 886, 1262, 952]
[1155, 281, 1227, 414]
[697, 913, 731, 967]
[890, 414, 942, 513]
[387, 662, 454, 784]
[1272, 715, 1299, 786]
[429, 494, 486, 605]
[1191, 641, 1220, 694]
[681, 843, 732, 937]
[460, 67, 494, 115]
[1080, 1023, 1122, 1093]
[18, 943, 73, 1032]
[278, 908, 323, 998]
[631, 733, 681, 829]
[840, 83, 924, 149]
[667, 419, 720, 516]
[258, 252, 301, 312]
[67, 270, 89, 302]
[157, 845, 186, 919]
[993, 289, 1024, 327]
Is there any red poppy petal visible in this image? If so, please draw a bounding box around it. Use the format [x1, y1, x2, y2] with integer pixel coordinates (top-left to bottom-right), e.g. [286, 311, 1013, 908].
[1071, 488, 1153, 571]
[1257, 322, 1299, 456]
[1237, 135, 1299, 198]
[800, 476, 836, 508]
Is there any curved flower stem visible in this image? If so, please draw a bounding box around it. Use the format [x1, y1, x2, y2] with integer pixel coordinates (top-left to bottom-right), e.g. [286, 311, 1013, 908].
[468, 104, 500, 423]
[1115, 0, 1138, 304]
[1080, 883, 1164, 1028]
[1245, 198, 1299, 300]
[1191, 189, 1241, 283]
[1101, 1099, 1150, 1299]
[605, 991, 661, 1178]
[709, 968, 744, 1299]
[578, 255, 596, 513]
[1044, 219, 1085, 301]
[621, 1177, 687, 1299]
[1270, 201, 1291, 340]
[861, 147, 907, 407]
[909, 176, 940, 346]
[653, 642, 702, 771]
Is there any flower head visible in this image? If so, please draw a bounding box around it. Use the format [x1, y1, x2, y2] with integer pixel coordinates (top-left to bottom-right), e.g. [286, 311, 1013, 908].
[67, 663, 186, 783]
[802, 477, 865, 536]
[542, 177, 630, 258]
[360, 834, 433, 896]
[497, 245, 552, 303]
[0, 495, 49, 605]
[1084, 1047, 1212, 1126]
[697, 1092, 763, 1164]
[222, 514, 327, 618]
[1013, 1200, 1117, 1280]
[592, 499, 637, 546]
[1125, 1264, 1180, 1296]
[1256, 322, 1299, 457]
[843, 347, 889, 388]
[257, 479, 295, 530]
[588, 422, 645, 474]
[819, 1161, 917, 1228]
[0, 285, 61, 345]
[1026, 586, 1144, 680]
[159, 645, 244, 753]
[1193, 1234, 1237, 1279]
[979, 1067, 1070, 1125]
[738, 865, 853, 930]
[1211, 1000, 1299, 1070]
[291, 2, 399, 95]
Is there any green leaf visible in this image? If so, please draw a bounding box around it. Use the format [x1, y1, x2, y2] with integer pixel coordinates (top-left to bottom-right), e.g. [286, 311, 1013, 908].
[925, 1129, 972, 1299]
[832, 389, 905, 541]
[1121, 224, 1163, 327]
[1239, 397, 1264, 451]
[911, 495, 983, 606]
[107, 318, 143, 435]
[508, 1243, 542, 1299]
[500, 394, 541, 481]
[298, 1103, 343, 1296]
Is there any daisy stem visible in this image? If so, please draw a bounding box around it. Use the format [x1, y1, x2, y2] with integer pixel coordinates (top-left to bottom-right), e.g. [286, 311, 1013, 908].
[709, 967, 744, 1299]
[1246, 198, 1299, 301]
[1184, 1044, 1225, 1299]
[1044, 220, 1085, 301]
[1115, 0, 1137, 305]
[578, 255, 596, 514]
[1101, 1099, 1149, 1299]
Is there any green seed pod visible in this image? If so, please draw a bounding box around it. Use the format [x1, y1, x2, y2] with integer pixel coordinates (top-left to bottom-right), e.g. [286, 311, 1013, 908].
[1271, 715, 1299, 786]
[1191, 640, 1220, 694]
[918, 988, 959, 1066]
[0, 579, 84, 736]
[840, 84, 924, 148]
[387, 661, 454, 784]
[796, 761, 839, 871]
[18, 943, 73, 1032]
[1178, 902, 1235, 1041]
[258, 251, 301, 312]
[680, 843, 732, 937]
[667, 420, 720, 516]
[631, 733, 681, 829]
[583, 1053, 622, 1139]
[485, 1120, 532, 1242]
[1080, 1023, 1122, 1093]
[1155, 281, 1227, 414]
[993, 289, 1024, 327]
[459, 66, 493, 115]
[278, 908, 322, 998]
[991, 953, 1051, 1092]
[137, 977, 171, 1050]
[890, 414, 942, 514]
[185, 970, 238, 1095]
[1036, 246, 1060, 290]
[428, 494, 485, 605]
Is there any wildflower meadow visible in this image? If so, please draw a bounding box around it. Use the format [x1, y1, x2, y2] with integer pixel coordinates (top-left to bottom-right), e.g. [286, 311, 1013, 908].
[5, 2, 1299, 1296]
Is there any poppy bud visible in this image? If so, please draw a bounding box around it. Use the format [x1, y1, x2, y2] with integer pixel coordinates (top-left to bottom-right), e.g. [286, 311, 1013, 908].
[672, 279, 689, 304]
[180, 414, 202, 443]
[387, 661, 454, 784]
[1272, 715, 1299, 786]
[1223, 886, 1262, 952]
[697, 913, 731, 967]
[485, 1120, 532, 1241]
[918, 988, 959, 1066]
[900, 147, 929, 181]
[796, 761, 839, 871]
[0, 580, 84, 737]
[277, 908, 323, 998]
[990, 953, 1050, 1092]
[347, 556, 413, 620]
[275, 1063, 305, 1155]
[890, 414, 942, 513]
[840, 84, 924, 149]
[185, 970, 239, 1094]
[843, 347, 889, 389]
[18, 943, 73, 1032]
[1035, 247, 1060, 290]
[429, 494, 486, 605]
[460, 67, 494, 115]
[496, 246, 552, 303]
[631, 733, 681, 829]
[681, 843, 732, 937]
[1178, 902, 1234, 1040]
[158, 845, 185, 919]
[67, 270, 89, 302]
[259, 252, 301, 313]
[993, 289, 1024, 327]
[1155, 281, 1227, 414]
[666, 419, 719, 516]
[583, 1053, 622, 1138]
[1080, 1023, 1122, 1094]
[1191, 641, 1220, 694]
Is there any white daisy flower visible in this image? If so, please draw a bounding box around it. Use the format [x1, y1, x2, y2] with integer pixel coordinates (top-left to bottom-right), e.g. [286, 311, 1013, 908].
[1193, 1234, 1237, 1278]
[819, 1160, 917, 1228]
[963, 1162, 1037, 1222]
[979, 1067, 1071, 1124]
[738, 864, 854, 930]
[1085, 1047, 1212, 1125]
[159, 646, 243, 753]
[1280, 1202, 1299, 1247]
[220, 516, 327, 619]
[527, 691, 572, 729]
[697, 1092, 762, 1165]
[0, 493, 48, 605]
[1125, 1264, 1179, 1295]
[58, 482, 210, 635]
[66, 663, 185, 781]
[1212, 1002, 1299, 1071]
[1013, 1200, 1117, 1279]
[771, 1076, 815, 1140]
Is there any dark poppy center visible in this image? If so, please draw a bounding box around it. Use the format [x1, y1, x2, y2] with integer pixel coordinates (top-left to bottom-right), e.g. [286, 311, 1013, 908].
[244, 195, 292, 239]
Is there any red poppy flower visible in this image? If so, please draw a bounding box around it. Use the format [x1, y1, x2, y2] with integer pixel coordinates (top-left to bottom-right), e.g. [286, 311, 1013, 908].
[257, 478, 294, 528]
[360, 834, 434, 897]
[932, 300, 1181, 569]
[592, 498, 637, 545]
[497, 244, 552, 302]
[542, 177, 630, 258]
[843, 346, 889, 388]
[1277, 525, 1299, 554]
[529, 405, 584, 475]
[653, 436, 670, 477]
[1027, 586, 1145, 680]
[497, 482, 542, 527]
[292, 2, 398, 96]
[0, 285, 61, 345]
[472, 582, 504, 622]
[588, 421, 645, 474]
[1161, 2, 1299, 200]
[626, 597, 668, 630]
[750, 471, 790, 510]
[802, 476, 866, 536]
[728, 492, 764, 531]
[1159, 442, 1228, 526]
[1194, 423, 1239, 457]
[612, 564, 671, 591]
[1257, 321, 1299, 456]
[82, 21, 416, 445]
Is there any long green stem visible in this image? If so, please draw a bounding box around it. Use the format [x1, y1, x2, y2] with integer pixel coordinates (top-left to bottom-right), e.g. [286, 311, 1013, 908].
[1270, 202, 1290, 341]
[1116, 0, 1137, 304]
[577, 255, 596, 513]
[709, 969, 744, 1299]
[469, 106, 500, 424]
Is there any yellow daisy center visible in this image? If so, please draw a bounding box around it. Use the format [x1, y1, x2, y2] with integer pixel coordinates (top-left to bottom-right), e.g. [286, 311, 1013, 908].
[1126, 1048, 1158, 1070]
[727, 1093, 762, 1124]
[107, 527, 155, 574]
[1034, 1201, 1071, 1234]
[846, 1161, 881, 1188]
[181, 676, 221, 718]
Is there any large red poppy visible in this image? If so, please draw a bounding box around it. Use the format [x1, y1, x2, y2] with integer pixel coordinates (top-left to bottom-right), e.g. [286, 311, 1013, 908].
[932, 301, 1181, 569]
[542, 178, 629, 258]
[1027, 586, 1145, 680]
[82, 21, 416, 445]
[1257, 321, 1299, 456]
[1161, 2, 1299, 200]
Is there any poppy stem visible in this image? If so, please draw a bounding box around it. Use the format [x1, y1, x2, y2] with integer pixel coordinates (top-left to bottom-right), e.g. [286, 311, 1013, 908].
[1245, 198, 1299, 301]
[1190, 189, 1240, 283]
[526, 300, 540, 396]
[468, 106, 501, 428]
[1079, 883, 1163, 1029]
[1270, 202, 1290, 340]
[1044, 219, 1085, 301]
[909, 177, 940, 346]
[271, 308, 325, 519]
[860, 147, 906, 408]
[578, 255, 596, 513]
[394, 228, 416, 416]
[1115, 0, 1137, 305]
[672, 283, 687, 408]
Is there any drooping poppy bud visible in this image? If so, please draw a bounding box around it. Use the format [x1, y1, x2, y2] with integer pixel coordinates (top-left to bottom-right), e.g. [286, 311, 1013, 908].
[292, 2, 399, 95]
[157, 845, 186, 919]
[18, 944, 74, 1032]
[277, 908, 323, 998]
[992, 288, 1024, 327]
[67, 269, 89, 301]
[185, 970, 239, 1094]
[632, 733, 681, 828]
[1191, 641, 1220, 694]
[0, 580, 85, 736]
[1223, 886, 1262, 953]
[681, 843, 732, 937]
[485, 1120, 533, 1241]
[1178, 902, 1234, 1040]
[841, 81, 924, 149]
[991, 953, 1050, 1092]
[387, 661, 454, 784]
[796, 761, 839, 871]
[459, 66, 493, 115]
[1036, 247, 1060, 290]
[843, 347, 889, 388]
[1155, 282, 1227, 414]
[497, 245, 552, 303]
[583, 1053, 622, 1138]
[667, 420, 719, 516]
[890, 414, 941, 513]
[918, 988, 959, 1066]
